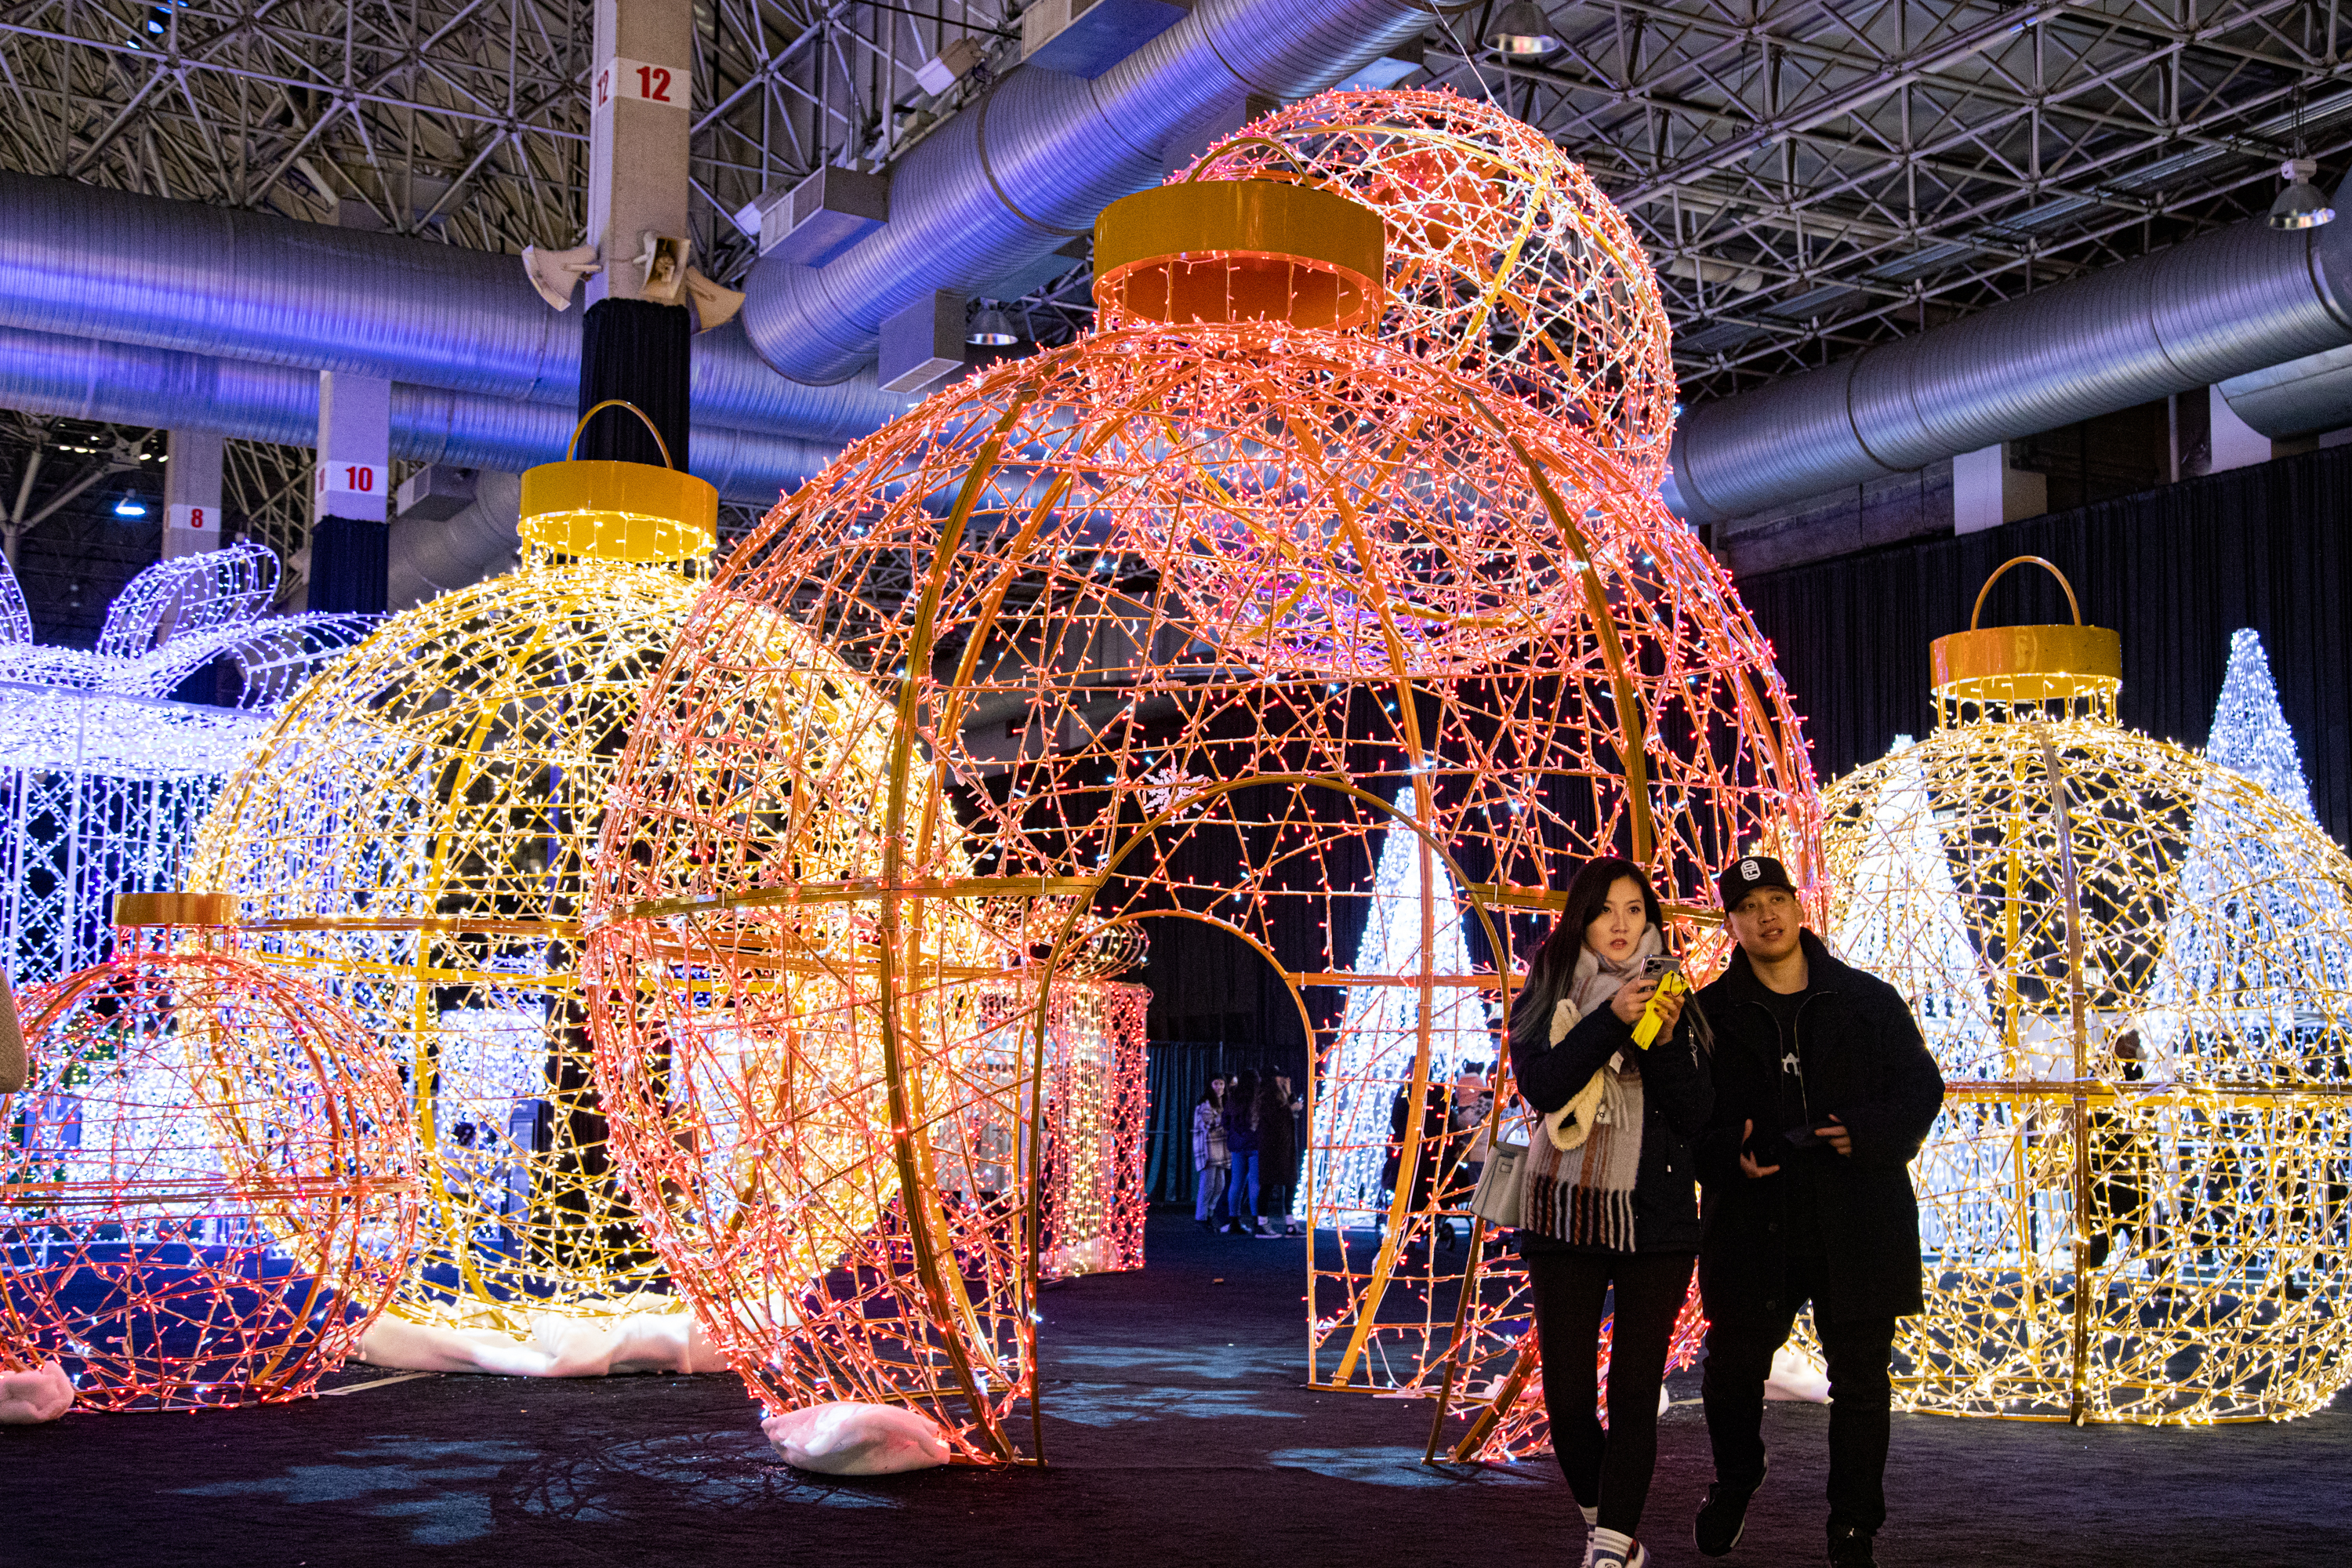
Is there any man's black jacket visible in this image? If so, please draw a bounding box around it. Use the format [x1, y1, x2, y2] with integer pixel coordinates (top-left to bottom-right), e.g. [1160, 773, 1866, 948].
[1693, 929, 1944, 1327]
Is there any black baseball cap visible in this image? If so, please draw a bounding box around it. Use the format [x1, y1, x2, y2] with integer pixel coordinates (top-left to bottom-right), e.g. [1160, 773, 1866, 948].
[1719, 855, 1798, 913]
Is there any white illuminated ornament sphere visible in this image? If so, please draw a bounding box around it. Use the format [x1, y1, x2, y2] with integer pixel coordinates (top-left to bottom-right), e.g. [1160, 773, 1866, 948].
[1821, 561, 2352, 1423]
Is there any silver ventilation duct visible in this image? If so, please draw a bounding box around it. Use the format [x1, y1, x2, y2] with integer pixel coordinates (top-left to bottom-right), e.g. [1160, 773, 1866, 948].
[389, 470, 524, 610]
[0, 325, 839, 502]
[0, 172, 909, 444]
[2216, 344, 2352, 438]
[740, 0, 1427, 384]
[1668, 183, 2352, 522]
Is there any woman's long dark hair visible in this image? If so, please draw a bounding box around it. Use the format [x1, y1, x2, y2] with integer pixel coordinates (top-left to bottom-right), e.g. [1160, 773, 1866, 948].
[1507, 857, 1664, 1060]
[1254, 1073, 1291, 1130]
[1196, 1076, 1225, 1109]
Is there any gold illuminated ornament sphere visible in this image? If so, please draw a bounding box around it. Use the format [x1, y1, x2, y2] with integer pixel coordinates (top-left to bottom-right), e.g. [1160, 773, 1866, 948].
[1820, 558, 2352, 1423]
[190, 412, 715, 1339]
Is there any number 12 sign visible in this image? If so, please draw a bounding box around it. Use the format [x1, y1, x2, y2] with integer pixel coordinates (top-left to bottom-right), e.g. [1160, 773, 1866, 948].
[593, 57, 684, 112]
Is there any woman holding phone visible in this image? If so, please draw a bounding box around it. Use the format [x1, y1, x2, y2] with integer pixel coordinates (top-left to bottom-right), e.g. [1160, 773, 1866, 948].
[1509, 857, 1713, 1568]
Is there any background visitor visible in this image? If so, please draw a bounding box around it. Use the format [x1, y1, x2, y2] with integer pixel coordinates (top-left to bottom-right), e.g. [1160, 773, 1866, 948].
[1192, 1075, 1230, 1231]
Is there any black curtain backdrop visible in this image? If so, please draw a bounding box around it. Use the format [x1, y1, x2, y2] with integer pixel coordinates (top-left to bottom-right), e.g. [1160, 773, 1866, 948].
[1736, 443, 2352, 848]
[578, 298, 692, 471]
[307, 516, 389, 615]
[1142, 1039, 1309, 1206]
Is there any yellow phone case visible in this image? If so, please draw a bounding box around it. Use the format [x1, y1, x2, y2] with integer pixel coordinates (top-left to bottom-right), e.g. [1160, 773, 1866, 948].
[1631, 968, 1689, 1048]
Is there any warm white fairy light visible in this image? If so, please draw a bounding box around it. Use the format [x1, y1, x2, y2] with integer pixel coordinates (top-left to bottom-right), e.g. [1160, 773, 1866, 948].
[1820, 583, 2352, 1424]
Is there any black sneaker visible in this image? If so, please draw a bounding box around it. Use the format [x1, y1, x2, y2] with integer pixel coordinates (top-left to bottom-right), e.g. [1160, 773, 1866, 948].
[1693, 1468, 1764, 1557]
[1826, 1524, 1877, 1567]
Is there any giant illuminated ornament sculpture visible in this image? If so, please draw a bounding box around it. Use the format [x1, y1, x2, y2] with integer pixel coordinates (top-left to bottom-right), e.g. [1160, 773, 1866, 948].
[1180, 88, 1677, 484]
[1178, 90, 1736, 1458]
[0, 892, 416, 1410]
[190, 415, 715, 1341]
[0, 543, 372, 982]
[586, 170, 1817, 1461]
[1821, 558, 2352, 1422]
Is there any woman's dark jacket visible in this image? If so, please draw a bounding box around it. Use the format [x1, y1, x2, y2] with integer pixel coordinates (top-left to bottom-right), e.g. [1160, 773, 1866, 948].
[1256, 1089, 1298, 1172]
[1692, 930, 1945, 1328]
[1223, 1098, 1261, 1156]
[1508, 986, 1712, 1254]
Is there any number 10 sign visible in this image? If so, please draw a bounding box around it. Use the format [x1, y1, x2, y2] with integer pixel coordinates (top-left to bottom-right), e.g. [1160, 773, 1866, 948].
[317, 461, 384, 517]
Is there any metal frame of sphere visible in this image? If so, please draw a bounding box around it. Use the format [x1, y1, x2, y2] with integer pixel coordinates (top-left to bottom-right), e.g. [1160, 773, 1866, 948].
[0, 894, 417, 1411]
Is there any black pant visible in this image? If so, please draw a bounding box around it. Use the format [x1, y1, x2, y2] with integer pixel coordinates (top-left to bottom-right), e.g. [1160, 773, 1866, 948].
[1700, 1253, 1896, 1535]
[1526, 1247, 1694, 1537]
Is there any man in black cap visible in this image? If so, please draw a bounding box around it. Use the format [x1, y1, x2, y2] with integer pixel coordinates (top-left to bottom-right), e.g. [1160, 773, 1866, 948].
[1689, 857, 1944, 1568]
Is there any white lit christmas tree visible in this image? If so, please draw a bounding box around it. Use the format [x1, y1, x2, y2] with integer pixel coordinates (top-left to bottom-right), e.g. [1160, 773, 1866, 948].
[1309, 782, 1492, 1225]
[1830, 737, 2009, 1258]
[2205, 629, 2314, 820]
[2156, 630, 2350, 1040]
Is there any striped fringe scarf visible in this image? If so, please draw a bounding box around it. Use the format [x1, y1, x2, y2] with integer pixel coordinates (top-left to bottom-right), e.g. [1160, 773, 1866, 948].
[1521, 936, 1652, 1250]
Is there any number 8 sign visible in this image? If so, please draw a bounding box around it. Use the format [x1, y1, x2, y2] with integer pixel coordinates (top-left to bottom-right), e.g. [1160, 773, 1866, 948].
[593, 57, 685, 113]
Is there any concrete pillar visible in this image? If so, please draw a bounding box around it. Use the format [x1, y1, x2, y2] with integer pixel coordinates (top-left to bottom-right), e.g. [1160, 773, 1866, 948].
[1952, 441, 2047, 534]
[586, 0, 692, 310]
[578, 0, 695, 471]
[162, 429, 224, 559]
[2208, 383, 2275, 473]
[310, 372, 392, 612]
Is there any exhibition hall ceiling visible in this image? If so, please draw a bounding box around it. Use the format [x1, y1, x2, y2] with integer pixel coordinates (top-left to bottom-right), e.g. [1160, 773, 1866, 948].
[0, 0, 2340, 401]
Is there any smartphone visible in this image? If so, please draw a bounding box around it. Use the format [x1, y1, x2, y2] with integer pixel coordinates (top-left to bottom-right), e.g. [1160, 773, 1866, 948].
[1641, 954, 1680, 980]
[1781, 1124, 1827, 1149]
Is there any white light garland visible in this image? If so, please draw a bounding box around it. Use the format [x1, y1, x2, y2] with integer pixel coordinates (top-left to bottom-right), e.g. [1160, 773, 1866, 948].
[2205, 628, 2315, 820]
[0, 543, 370, 982]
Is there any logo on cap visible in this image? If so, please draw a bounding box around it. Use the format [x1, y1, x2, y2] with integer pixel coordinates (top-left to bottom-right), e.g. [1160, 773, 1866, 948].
[1740, 858, 1759, 880]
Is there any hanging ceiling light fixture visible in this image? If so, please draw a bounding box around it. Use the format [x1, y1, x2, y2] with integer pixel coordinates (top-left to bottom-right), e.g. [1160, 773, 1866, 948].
[1486, 1, 1562, 56]
[965, 306, 1020, 347]
[2268, 158, 2335, 230]
[112, 494, 148, 517]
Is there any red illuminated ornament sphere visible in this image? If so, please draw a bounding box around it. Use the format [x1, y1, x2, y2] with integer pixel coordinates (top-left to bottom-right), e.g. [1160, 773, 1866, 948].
[588, 178, 1817, 1461]
[1179, 87, 1678, 484]
[0, 894, 417, 1411]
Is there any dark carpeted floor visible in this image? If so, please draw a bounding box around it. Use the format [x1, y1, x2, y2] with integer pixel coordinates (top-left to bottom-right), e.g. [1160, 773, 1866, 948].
[5, 1213, 2347, 1566]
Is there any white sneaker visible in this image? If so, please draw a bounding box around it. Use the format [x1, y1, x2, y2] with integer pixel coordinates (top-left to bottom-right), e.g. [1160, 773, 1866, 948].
[1589, 1527, 1647, 1568]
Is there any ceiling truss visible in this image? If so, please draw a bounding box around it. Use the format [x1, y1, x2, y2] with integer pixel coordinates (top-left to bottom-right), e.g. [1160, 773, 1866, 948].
[0, 0, 2345, 550]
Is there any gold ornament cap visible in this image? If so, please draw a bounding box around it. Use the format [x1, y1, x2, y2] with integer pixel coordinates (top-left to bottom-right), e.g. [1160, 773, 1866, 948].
[1931, 556, 2121, 702]
[1094, 180, 1384, 330]
[115, 891, 238, 927]
[520, 401, 718, 563]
